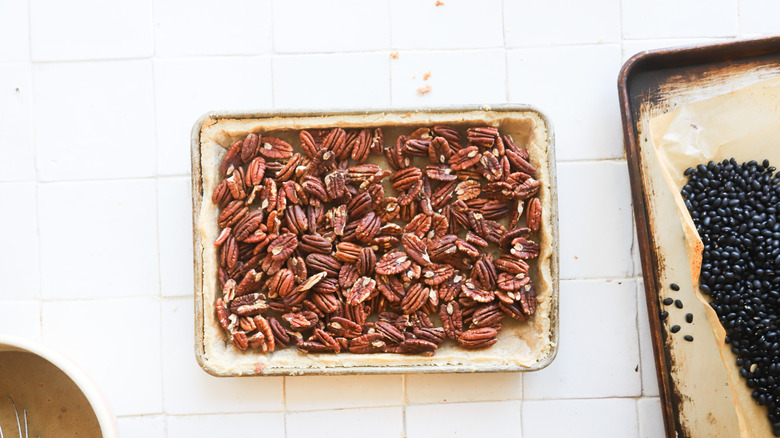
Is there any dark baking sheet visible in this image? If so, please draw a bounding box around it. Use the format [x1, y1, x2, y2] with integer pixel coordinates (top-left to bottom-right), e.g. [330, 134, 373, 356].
[619, 36, 780, 438]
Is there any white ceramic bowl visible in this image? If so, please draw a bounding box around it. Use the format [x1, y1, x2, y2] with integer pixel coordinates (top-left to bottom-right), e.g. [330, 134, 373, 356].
[0, 335, 117, 437]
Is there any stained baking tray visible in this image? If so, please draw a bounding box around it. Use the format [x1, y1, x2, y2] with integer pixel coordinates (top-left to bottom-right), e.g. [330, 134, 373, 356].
[619, 36, 780, 437]
[190, 105, 559, 376]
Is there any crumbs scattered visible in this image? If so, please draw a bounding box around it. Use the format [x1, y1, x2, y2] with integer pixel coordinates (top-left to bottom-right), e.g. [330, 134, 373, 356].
[417, 83, 432, 95]
[14, 88, 20, 94]
[390, 51, 399, 59]
[435, 0, 445, 5]
[423, 71, 431, 81]
[254, 362, 266, 374]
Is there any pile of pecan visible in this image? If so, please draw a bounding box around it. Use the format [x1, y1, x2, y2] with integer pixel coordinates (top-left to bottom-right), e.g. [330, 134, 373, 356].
[212, 124, 543, 356]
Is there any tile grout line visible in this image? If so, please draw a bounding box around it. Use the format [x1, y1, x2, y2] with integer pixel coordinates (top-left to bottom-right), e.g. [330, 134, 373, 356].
[501, 0, 510, 106]
[27, 0, 44, 337]
[149, 0, 168, 418]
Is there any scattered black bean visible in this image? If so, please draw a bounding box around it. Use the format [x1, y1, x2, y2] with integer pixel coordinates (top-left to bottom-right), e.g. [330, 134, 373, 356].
[674, 300, 683, 309]
[683, 335, 694, 342]
[686, 313, 693, 324]
[662, 298, 673, 306]
[671, 325, 681, 333]
[670, 283, 680, 291]
[682, 158, 780, 435]
[660, 310, 669, 320]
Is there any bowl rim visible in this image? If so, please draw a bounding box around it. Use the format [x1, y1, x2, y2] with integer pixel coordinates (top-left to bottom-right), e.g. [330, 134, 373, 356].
[0, 335, 118, 438]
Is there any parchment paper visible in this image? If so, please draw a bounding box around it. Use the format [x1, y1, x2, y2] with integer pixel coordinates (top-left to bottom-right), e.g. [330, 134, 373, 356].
[650, 76, 780, 438]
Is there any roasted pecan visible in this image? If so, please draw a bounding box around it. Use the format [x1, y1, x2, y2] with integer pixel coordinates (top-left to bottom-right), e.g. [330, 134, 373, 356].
[282, 311, 319, 331]
[457, 327, 498, 349]
[229, 293, 268, 316]
[375, 250, 412, 275]
[349, 333, 386, 354]
[267, 232, 298, 261]
[258, 136, 293, 159]
[400, 338, 437, 355]
[220, 141, 242, 175]
[305, 253, 342, 277]
[327, 316, 362, 338]
[401, 282, 432, 315]
[347, 276, 377, 306]
[510, 237, 540, 259]
[375, 320, 405, 343]
[527, 197, 542, 233]
[240, 133, 261, 163]
[461, 281, 494, 304]
[391, 167, 422, 191]
[402, 233, 432, 266]
[355, 212, 381, 243]
[356, 247, 377, 276]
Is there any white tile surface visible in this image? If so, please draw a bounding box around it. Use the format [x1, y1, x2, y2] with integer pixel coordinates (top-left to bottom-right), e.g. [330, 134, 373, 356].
[405, 372, 522, 404]
[154, 57, 273, 176]
[622, 0, 737, 39]
[638, 397, 665, 438]
[29, 0, 153, 61]
[739, 0, 780, 35]
[557, 161, 634, 278]
[504, 0, 621, 46]
[0, 301, 41, 341]
[168, 413, 284, 437]
[391, 0, 503, 49]
[0, 1, 29, 61]
[0, 64, 35, 182]
[162, 298, 284, 414]
[286, 407, 403, 438]
[286, 375, 402, 411]
[406, 401, 521, 438]
[637, 279, 660, 396]
[275, 0, 391, 53]
[525, 279, 641, 399]
[523, 398, 638, 438]
[33, 61, 156, 181]
[38, 179, 159, 299]
[41, 298, 162, 416]
[158, 177, 194, 297]
[0, 182, 38, 300]
[0, 0, 727, 434]
[507, 45, 623, 161]
[274, 53, 390, 109]
[154, 0, 272, 57]
[391, 49, 506, 107]
[117, 415, 166, 438]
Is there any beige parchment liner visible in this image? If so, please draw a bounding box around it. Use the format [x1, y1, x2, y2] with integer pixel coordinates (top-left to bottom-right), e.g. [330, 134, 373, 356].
[194, 109, 557, 376]
[650, 76, 780, 438]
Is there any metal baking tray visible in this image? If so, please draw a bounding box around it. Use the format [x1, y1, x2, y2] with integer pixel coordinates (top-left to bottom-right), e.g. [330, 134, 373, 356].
[191, 105, 559, 376]
[619, 36, 780, 437]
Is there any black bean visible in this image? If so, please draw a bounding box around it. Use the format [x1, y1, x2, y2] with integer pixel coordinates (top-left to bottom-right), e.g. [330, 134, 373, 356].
[671, 325, 681, 333]
[660, 311, 669, 320]
[675, 300, 684, 309]
[681, 157, 780, 431]
[663, 298, 673, 306]
[670, 283, 680, 291]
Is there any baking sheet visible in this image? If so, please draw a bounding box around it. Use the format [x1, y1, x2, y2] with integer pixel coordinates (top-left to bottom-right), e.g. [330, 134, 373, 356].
[619, 36, 780, 438]
[650, 76, 780, 438]
[190, 105, 560, 376]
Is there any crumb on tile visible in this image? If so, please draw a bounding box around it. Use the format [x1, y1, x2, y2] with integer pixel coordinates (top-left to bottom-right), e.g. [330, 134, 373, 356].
[423, 71, 431, 81]
[417, 83, 432, 95]
[435, 0, 445, 5]
[390, 51, 399, 59]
